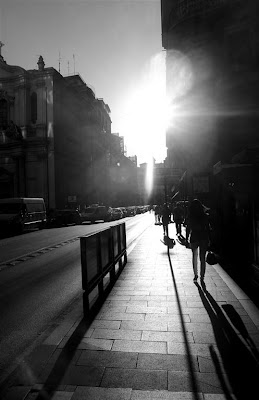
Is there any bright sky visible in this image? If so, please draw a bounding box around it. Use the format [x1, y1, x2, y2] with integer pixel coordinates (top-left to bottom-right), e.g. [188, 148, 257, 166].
[0, 0, 167, 165]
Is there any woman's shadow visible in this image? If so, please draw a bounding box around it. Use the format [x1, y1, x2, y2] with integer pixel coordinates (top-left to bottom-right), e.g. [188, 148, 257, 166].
[194, 280, 259, 400]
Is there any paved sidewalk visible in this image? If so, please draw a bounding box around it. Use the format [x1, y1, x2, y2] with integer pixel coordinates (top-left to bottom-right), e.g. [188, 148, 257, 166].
[2, 221, 259, 400]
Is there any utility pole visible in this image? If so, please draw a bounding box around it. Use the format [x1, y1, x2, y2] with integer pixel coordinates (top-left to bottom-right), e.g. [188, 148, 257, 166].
[73, 54, 75, 74]
[58, 51, 61, 73]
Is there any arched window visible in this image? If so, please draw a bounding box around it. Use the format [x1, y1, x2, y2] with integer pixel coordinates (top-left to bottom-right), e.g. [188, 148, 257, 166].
[0, 99, 8, 129]
[31, 92, 37, 124]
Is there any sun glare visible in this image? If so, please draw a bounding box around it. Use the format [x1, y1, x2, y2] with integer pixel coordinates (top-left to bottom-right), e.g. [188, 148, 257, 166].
[145, 156, 154, 197]
[120, 52, 169, 164]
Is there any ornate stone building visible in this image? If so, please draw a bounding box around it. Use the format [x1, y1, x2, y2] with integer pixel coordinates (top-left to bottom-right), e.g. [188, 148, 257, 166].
[0, 52, 118, 209]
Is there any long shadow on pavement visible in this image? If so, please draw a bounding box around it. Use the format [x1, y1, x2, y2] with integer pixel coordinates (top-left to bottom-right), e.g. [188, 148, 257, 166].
[35, 317, 91, 400]
[195, 280, 259, 399]
[167, 250, 201, 400]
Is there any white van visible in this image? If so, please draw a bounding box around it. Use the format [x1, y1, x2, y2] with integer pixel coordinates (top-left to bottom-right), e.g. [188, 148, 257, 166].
[0, 197, 46, 234]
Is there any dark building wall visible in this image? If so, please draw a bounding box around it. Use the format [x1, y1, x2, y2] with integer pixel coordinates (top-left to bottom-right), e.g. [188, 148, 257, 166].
[52, 76, 110, 209]
[161, 1, 259, 284]
[162, 0, 259, 186]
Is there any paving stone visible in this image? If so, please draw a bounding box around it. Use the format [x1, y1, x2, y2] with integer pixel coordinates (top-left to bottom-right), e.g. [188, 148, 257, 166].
[168, 371, 224, 393]
[107, 295, 131, 301]
[204, 394, 230, 400]
[141, 331, 194, 343]
[197, 356, 225, 374]
[72, 386, 132, 400]
[101, 368, 167, 390]
[100, 305, 127, 313]
[96, 312, 145, 321]
[239, 315, 257, 325]
[58, 337, 113, 351]
[112, 339, 167, 354]
[189, 314, 211, 323]
[114, 290, 151, 296]
[193, 331, 217, 344]
[137, 353, 199, 372]
[130, 390, 204, 399]
[181, 308, 208, 315]
[114, 281, 136, 287]
[126, 306, 168, 314]
[145, 314, 191, 323]
[77, 350, 138, 368]
[150, 290, 176, 296]
[148, 301, 188, 308]
[39, 365, 104, 386]
[181, 323, 214, 333]
[165, 322, 183, 332]
[91, 328, 142, 340]
[223, 302, 248, 315]
[185, 296, 204, 302]
[108, 300, 148, 306]
[186, 301, 205, 308]
[147, 294, 170, 301]
[168, 342, 213, 357]
[89, 320, 121, 330]
[120, 320, 168, 331]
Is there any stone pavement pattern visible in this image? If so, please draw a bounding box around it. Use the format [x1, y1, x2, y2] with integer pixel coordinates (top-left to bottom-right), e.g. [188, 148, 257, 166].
[2, 221, 259, 400]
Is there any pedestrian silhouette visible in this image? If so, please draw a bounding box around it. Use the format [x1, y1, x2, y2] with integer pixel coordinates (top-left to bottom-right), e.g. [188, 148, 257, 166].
[173, 202, 184, 235]
[161, 203, 171, 236]
[186, 199, 210, 281]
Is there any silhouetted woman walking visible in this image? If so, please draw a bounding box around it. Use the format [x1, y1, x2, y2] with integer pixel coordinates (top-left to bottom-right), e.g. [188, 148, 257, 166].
[186, 199, 210, 281]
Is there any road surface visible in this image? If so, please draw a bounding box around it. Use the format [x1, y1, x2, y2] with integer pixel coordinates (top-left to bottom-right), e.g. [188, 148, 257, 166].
[0, 213, 154, 385]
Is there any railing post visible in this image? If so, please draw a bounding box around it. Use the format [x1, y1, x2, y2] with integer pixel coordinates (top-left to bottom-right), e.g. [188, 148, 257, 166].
[97, 232, 104, 302]
[80, 237, 89, 317]
[109, 227, 116, 284]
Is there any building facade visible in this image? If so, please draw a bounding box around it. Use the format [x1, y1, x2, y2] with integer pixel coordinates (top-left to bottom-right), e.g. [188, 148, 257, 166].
[0, 54, 123, 210]
[161, 0, 259, 285]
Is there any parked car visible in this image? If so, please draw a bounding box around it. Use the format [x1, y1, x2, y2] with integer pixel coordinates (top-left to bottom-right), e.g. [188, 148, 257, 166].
[119, 207, 127, 217]
[111, 208, 123, 220]
[0, 197, 46, 234]
[47, 209, 81, 227]
[81, 205, 112, 223]
[125, 206, 136, 216]
[136, 206, 144, 214]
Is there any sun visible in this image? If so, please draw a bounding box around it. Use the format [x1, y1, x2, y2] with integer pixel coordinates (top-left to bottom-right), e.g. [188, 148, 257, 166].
[119, 52, 170, 164]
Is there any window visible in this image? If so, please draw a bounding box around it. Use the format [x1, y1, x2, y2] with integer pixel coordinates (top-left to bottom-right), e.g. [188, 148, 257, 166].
[0, 99, 8, 129]
[31, 92, 37, 124]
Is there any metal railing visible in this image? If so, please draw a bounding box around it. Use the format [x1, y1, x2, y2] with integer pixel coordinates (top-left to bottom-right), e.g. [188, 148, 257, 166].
[80, 222, 127, 318]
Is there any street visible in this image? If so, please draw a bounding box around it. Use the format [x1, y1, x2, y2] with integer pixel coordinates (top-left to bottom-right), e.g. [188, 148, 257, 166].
[0, 213, 153, 385]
